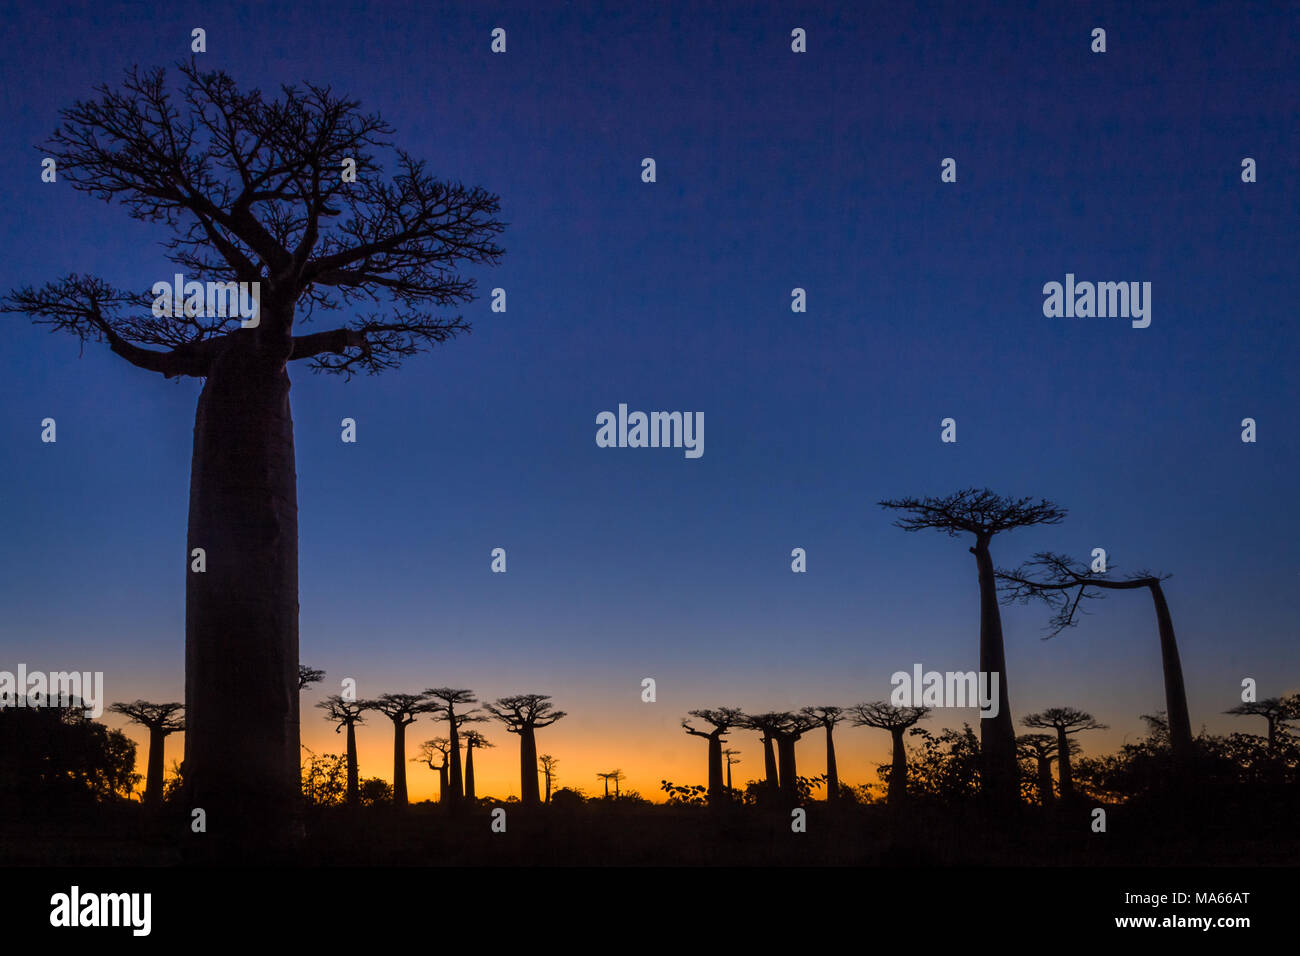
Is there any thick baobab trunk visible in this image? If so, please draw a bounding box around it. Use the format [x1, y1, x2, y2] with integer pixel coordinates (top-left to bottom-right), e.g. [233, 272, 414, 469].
[889, 727, 909, 806]
[145, 726, 166, 807]
[762, 735, 779, 790]
[464, 743, 476, 800]
[519, 727, 541, 804]
[438, 763, 449, 802]
[776, 735, 798, 799]
[1055, 728, 1073, 801]
[972, 537, 1017, 806]
[392, 722, 409, 805]
[1148, 582, 1193, 759]
[345, 722, 359, 807]
[1036, 757, 1054, 806]
[447, 710, 463, 804]
[824, 726, 839, 802]
[184, 334, 300, 848]
[706, 734, 724, 799]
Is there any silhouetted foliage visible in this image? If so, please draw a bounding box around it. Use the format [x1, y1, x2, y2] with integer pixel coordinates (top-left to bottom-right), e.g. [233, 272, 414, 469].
[0, 701, 139, 810]
[298, 666, 326, 691]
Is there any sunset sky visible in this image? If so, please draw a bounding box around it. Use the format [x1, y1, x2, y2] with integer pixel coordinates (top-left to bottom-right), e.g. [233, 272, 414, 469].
[1, 0, 1296, 803]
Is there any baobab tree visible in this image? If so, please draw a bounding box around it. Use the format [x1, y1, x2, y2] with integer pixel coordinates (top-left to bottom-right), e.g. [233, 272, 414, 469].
[462, 729, 492, 800]
[721, 748, 741, 792]
[424, 688, 483, 806]
[596, 770, 625, 798]
[681, 707, 744, 802]
[736, 712, 785, 793]
[108, 701, 184, 807]
[850, 701, 930, 806]
[316, 695, 365, 807]
[1016, 733, 1059, 806]
[538, 754, 559, 803]
[484, 695, 566, 805]
[361, 693, 441, 806]
[1021, 708, 1105, 802]
[801, 706, 848, 802]
[415, 738, 452, 803]
[1224, 696, 1300, 752]
[879, 489, 1067, 806]
[998, 552, 1194, 763]
[298, 666, 325, 692]
[1, 61, 506, 846]
[771, 712, 817, 801]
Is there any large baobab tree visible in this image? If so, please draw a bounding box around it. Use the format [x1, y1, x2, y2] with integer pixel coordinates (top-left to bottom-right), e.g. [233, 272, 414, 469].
[596, 770, 625, 798]
[1021, 708, 1105, 802]
[485, 695, 566, 805]
[424, 688, 482, 806]
[737, 712, 785, 794]
[879, 489, 1067, 806]
[362, 693, 441, 806]
[415, 738, 452, 803]
[108, 701, 185, 807]
[771, 712, 817, 801]
[461, 729, 492, 800]
[1224, 695, 1300, 752]
[316, 694, 365, 807]
[2, 61, 506, 846]
[298, 666, 326, 692]
[1016, 733, 1059, 807]
[850, 701, 930, 806]
[998, 552, 1194, 763]
[538, 754, 558, 803]
[681, 708, 743, 802]
[801, 706, 848, 802]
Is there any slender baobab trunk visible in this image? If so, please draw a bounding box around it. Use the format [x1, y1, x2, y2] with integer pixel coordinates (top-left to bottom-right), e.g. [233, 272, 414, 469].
[972, 535, 1017, 806]
[1055, 728, 1074, 801]
[824, 725, 839, 802]
[438, 762, 449, 802]
[345, 722, 359, 807]
[185, 332, 300, 846]
[888, 727, 909, 806]
[776, 735, 798, 799]
[1147, 581, 1193, 759]
[725, 759, 733, 791]
[519, 727, 541, 804]
[762, 735, 779, 791]
[145, 726, 166, 807]
[542, 767, 552, 803]
[464, 742, 476, 800]
[602, 777, 610, 797]
[447, 708, 463, 804]
[392, 723, 409, 805]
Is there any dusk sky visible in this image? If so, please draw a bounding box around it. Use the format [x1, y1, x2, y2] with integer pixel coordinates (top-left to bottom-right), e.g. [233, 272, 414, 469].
[1, 0, 1296, 802]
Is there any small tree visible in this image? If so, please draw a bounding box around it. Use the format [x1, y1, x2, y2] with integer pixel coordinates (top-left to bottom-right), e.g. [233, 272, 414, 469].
[1224, 696, 1300, 752]
[415, 738, 451, 803]
[360, 693, 441, 806]
[1016, 733, 1059, 806]
[596, 770, 626, 798]
[484, 695, 566, 805]
[462, 729, 493, 800]
[107, 700, 185, 807]
[316, 695, 365, 806]
[850, 701, 930, 805]
[424, 688, 483, 805]
[538, 754, 558, 803]
[800, 706, 848, 802]
[721, 748, 741, 792]
[298, 666, 326, 692]
[1021, 707, 1105, 802]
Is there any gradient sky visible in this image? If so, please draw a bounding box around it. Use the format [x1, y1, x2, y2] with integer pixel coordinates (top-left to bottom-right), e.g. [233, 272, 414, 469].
[1, 0, 1296, 802]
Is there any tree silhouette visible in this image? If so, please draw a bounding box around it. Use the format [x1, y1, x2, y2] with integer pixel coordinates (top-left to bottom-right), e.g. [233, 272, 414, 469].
[1, 61, 506, 845]
[801, 706, 848, 802]
[879, 489, 1067, 806]
[596, 770, 625, 798]
[484, 695, 566, 805]
[538, 754, 558, 803]
[1016, 733, 1059, 806]
[415, 738, 451, 803]
[682, 708, 743, 802]
[298, 666, 326, 692]
[998, 552, 1194, 762]
[1224, 696, 1300, 752]
[462, 729, 493, 800]
[1021, 708, 1106, 802]
[361, 693, 441, 806]
[770, 712, 816, 801]
[850, 701, 930, 806]
[316, 695, 366, 807]
[424, 688, 483, 806]
[107, 701, 184, 807]
[721, 748, 741, 792]
[0, 701, 139, 806]
[737, 712, 785, 793]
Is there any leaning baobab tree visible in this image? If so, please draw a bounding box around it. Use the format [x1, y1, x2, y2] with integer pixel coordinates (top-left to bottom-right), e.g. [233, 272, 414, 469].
[484, 695, 566, 806]
[801, 706, 848, 802]
[461, 729, 492, 800]
[737, 712, 785, 794]
[1016, 733, 1059, 807]
[682, 708, 744, 803]
[538, 754, 558, 803]
[596, 770, 625, 798]
[1224, 696, 1300, 752]
[362, 693, 441, 806]
[1, 61, 506, 847]
[879, 489, 1067, 806]
[316, 695, 365, 807]
[424, 688, 482, 806]
[108, 701, 185, 807]
[298, 666, 326, 692]
[850, 701, 930, 806]
[415, 738, 452, 803]
[998, 552, 1194, 763]
[1021, 708, 1105, 802]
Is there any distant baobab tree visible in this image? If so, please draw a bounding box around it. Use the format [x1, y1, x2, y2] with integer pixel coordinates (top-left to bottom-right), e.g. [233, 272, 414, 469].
[682, 708, 744, 803]
[801, 706, 848, 802]
[538, 754, 558, 803]
[721, 748, 741, 792]
[108, 701, 184, 807]
[1, 60, 506, 847]
[771, 712, 816, 801]
[737, 712, 785, 794]
[462, 729, 492, 800]
[316, 695, 365, 807]
[1016, 733, 1060, 806]
[596, 770, 626, 798]
[1021, 708, 1105, 802]
[415, 738, 452, 803]
[1224, 696, 1300, 752]
[998, 552, 1194, 763]
[298, 666, 326, 692]
[850, 701, 930, 806]
[485, 695, 566, 805]
[879, 489, 1067, 806]
[361, 693, 441, 806]
[424, 688, 483, 806]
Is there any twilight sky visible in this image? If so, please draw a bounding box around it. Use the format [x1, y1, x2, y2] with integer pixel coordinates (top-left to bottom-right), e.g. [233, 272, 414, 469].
[0, 0, 1296, 802]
